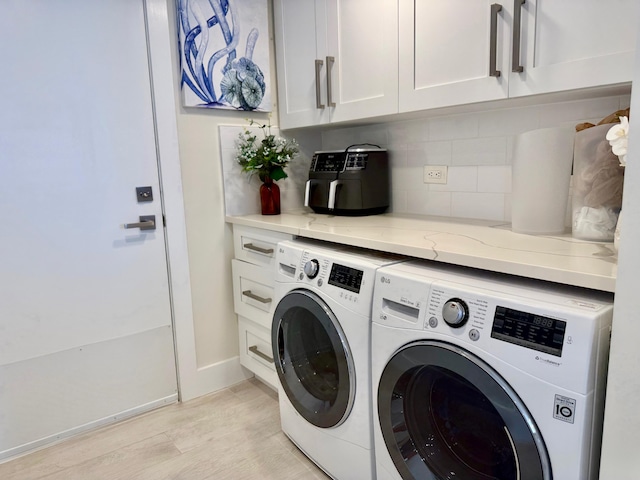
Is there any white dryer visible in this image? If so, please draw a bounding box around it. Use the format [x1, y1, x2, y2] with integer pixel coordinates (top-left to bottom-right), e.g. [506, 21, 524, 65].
[272, 239, 403, 480]
[371, 261, 614, 480]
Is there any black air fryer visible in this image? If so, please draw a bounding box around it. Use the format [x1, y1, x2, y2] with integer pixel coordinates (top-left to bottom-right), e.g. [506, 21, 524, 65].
[304, 147, 389, 216]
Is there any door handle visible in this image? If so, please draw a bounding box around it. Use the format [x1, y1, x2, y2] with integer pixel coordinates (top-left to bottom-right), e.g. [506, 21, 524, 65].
[123, 215, 156, 230]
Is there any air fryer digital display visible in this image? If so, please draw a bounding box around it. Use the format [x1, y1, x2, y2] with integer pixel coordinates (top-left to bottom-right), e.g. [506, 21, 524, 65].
[328, 264, 363, 293]
[491, 306, 567, 357]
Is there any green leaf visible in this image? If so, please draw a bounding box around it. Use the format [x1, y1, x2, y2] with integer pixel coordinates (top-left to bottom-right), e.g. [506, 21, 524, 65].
[270, 166, 287, 181]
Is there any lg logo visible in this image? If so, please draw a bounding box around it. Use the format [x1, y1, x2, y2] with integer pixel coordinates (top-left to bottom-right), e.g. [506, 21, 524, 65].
[380, 276, 390, 284]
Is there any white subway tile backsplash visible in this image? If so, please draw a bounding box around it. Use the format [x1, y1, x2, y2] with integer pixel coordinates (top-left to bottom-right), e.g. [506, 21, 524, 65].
[407, 190, 452, 217]
[425, 141, 453, 165]
[478, 106, 540, 137]
[478, 166, 512, 193]
[428, 114, 479, 141]
[452, 137, 507, 165]
[392, 166, 425, 191]
[318, 94, 628, 222]
[388, 120, 429, 145]
[538, 97, 621, 128]
[391, 190, 408, 213]
[452, 193, 505, 221]
[430, 166, 477, 193]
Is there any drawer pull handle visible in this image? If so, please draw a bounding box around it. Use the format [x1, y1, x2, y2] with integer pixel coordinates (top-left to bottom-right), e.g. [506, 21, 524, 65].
[326, 56, 336, 108]
[249, 345, 274, 363]
[512, 0, 525, 73]
[489, 4, 502, 77]
[242, 290, 272, 304]
[315, 59, 325, 109]
[243, 243, 274, 255]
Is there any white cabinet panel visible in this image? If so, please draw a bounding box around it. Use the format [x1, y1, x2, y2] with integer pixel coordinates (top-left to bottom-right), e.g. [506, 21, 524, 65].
[399, 0, 509, 112]
[231, 225, 292, 389]
[327, 0, 398, 123]
[399, 0, 636, 113]
[238, 316, 278, 390]
[509, 0, 638, 97]
[232, 259, 276, 330]
[274, 0, 329, 128]
[274, 0, 398, 129]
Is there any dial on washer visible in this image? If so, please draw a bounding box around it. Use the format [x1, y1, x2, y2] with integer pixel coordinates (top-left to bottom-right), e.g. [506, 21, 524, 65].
[442, 298, 469, 327]
[303, 259, 320, 279]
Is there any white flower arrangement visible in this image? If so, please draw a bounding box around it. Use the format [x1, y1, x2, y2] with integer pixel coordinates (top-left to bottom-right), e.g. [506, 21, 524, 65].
[606, 116, 629, 166]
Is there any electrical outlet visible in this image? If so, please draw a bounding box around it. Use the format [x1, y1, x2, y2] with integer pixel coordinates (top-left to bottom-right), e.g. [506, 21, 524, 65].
[423, 165, 448, 184]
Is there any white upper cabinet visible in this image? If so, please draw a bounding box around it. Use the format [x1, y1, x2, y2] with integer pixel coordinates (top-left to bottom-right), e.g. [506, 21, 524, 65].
[274, 0, 398, 129]
[509, 0, 638, 97]
[399, 0, 637, 113]
[399, 0, 511, 112]
[273, 0, 328, 128]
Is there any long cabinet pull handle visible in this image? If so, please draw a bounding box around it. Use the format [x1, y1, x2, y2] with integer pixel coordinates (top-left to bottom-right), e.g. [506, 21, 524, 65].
[242, 290, 272, 304]
[512, 0, 525, 73]
[249, 345, 274, 363]
[326, 56, 336, 107]
[489, 4, 502, 77]
[315, 59, 325, 109]
[243, 243, 274, 255]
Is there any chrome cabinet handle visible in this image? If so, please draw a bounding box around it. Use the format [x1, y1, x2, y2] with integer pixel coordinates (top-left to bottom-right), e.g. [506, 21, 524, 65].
[243, 243, 274, 255]
[123, 215, 156, 230]
[249, 345, 274, 363]
[328, 179, 342, 210]
[512, 0, 525, 73]
[315, 59, 325, 109]
[326, 56, 336, 107]
[489, 4, 502, 77]
[242, 290, 272, 304]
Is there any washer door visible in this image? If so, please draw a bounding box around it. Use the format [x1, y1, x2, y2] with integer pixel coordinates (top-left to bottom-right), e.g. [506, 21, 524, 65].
[378, 341, 552, 480]
[272, 289, 355, 428]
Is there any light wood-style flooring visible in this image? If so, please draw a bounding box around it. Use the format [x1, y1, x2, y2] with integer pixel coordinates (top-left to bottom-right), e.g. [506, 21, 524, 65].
[0, 379, 330, 480]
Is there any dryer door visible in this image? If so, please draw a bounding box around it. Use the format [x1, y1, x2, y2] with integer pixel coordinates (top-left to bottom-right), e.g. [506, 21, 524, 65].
[272, 289, 355, 428]
[378, 341, 552, 480]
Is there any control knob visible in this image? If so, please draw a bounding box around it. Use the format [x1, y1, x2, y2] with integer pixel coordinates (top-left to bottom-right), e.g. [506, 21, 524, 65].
[303, 259, 320, 279]
[442, 298, 469, 327]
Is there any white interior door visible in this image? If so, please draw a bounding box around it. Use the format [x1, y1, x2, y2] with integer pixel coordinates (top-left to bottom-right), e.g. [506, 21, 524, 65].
[0, 0, 178, 459]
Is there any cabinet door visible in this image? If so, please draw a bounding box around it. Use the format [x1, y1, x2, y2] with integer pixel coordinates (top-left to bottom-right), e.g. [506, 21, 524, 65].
[399, 0, 510, 113]
[509, 0, 638, 97]
[326, 0, 398, 123]
[274, 0, 329, 129]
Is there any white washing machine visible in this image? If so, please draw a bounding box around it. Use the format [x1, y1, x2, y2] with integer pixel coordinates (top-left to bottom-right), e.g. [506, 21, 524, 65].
[272, 239, 404, 480]
[371, 261, 614, 480]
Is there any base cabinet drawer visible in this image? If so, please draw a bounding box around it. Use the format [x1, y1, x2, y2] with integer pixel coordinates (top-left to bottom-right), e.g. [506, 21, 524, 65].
[238, 316, 278, 390]
[232, 259, 275, 330]
[233, 225, 292, 269]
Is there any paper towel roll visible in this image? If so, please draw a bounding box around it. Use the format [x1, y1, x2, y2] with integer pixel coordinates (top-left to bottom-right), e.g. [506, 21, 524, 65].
[511, 126, 575, 235]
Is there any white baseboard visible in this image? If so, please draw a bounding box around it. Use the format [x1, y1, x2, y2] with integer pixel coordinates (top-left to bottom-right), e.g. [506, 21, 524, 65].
[179, 355, 253, 401]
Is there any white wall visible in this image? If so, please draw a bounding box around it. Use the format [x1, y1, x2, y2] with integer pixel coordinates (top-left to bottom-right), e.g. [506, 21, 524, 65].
[322, 95, 630, 223]
[599, 30, 640, 479]
[166, 0, 280, 376]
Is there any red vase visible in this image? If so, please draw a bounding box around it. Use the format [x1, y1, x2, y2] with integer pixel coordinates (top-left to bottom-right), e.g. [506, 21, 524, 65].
[260, 176, 281, 215]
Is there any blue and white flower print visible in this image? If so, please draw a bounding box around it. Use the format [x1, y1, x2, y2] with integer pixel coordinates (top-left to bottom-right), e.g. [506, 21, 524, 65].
[178, 0, 270, 111]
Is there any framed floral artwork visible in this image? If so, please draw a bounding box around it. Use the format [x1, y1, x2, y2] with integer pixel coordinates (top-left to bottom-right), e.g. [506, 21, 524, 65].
[177, 0, 271, 111]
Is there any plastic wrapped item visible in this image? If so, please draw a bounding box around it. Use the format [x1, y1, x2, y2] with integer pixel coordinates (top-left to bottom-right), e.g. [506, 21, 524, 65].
[572, 123, 624, 241]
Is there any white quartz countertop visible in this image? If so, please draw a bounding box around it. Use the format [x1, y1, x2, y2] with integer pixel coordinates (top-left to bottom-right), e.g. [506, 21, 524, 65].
[226, 212, 618, 292]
